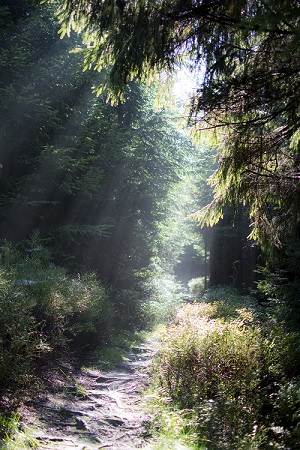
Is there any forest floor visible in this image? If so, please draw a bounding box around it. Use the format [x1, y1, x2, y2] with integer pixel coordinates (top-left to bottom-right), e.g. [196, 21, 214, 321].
[19, 343, 155, 449]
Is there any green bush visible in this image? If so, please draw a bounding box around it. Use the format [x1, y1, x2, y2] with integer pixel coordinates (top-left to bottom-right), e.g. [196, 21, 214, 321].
[141, 271, 185, 326]
[65, 273, 113, 351]
[188, 277, 205, 296]
[275, 380, 300, 449]
[0, 240, 113, 391]
[0, 247, 42, 388]
[150, 288, 300, 449]
[154, 307, 263, 445]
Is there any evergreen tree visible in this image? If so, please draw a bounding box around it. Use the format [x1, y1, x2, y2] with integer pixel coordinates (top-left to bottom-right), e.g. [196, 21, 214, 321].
[49, 0, 300, 268]
[0, 1, 195, 292]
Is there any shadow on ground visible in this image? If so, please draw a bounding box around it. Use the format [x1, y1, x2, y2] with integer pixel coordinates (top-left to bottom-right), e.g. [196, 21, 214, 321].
[21, 345, 154, 449]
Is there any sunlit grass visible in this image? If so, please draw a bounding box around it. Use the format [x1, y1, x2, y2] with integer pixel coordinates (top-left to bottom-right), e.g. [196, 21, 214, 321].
[143, 388, 204, 450]
[144, 288, 277, 448]
[146, 438, 203, 450]
[0, 413, 38, 450]
[4, 431, 38, 450]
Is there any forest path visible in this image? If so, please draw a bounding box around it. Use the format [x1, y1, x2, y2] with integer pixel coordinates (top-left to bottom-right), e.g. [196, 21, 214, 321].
[21, 344, 154, 449]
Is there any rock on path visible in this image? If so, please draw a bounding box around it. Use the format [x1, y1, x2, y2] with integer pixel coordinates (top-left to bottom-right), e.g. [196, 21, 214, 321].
[21, 345, 154, 449]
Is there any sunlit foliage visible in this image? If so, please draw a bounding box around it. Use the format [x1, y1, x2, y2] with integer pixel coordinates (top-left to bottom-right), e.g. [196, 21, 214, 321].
[0, 238, 112, 392]
[48, 0, 300, 263]
[150, 287, 300, 449]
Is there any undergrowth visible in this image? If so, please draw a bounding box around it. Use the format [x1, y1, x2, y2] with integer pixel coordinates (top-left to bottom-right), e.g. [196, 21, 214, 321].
[0, 238, 153, 445]
[147, 286, 300, 449]
[0, 240, 112, 381]
[0, 238, 114, 442]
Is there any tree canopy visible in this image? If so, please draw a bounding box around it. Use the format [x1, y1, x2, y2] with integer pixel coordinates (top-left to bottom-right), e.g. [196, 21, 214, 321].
[47, 0, 300, 263]
[0, 0, 199, 289]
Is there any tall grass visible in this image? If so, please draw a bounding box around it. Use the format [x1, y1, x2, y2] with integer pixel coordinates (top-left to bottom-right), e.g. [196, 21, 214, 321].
[148, 287, 300, 449]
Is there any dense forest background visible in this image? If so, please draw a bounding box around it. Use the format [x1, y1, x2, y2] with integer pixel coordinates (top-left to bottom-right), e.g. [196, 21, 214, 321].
[0, 0, 209, 291]
[0, 0, 211, 395]
[1, 0, 300, 449]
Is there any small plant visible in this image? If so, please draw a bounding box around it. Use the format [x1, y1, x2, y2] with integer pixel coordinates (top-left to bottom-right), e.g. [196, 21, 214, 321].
[144, 386, 204, 450]
[141, 271, 185, 326]
[0, 413, 20, 441]
[188, 277, 205, 296]
[0, 412, 38, 449]
[60, 369, 88, 398]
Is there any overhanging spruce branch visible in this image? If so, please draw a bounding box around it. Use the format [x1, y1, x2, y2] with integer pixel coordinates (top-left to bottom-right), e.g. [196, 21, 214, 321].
[242, 168, 300, 180]
[155, 3, 300, 37]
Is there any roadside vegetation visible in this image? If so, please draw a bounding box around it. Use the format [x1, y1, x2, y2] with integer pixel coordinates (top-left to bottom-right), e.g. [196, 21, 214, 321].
[147, 286, 300, 450]
[0, 237, 140, 445]
[2, 243, 300, 450]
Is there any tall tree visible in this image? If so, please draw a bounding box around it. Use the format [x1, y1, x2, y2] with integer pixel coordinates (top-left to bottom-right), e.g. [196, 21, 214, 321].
[1, 1, 195, 293]
[48, 0, 300, 264]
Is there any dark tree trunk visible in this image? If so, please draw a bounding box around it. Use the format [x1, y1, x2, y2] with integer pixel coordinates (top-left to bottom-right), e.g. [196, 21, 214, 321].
[209, 208, 260, 292]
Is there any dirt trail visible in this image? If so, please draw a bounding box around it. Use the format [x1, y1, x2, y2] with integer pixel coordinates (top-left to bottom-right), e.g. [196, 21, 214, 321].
[21, 344, 154, 449]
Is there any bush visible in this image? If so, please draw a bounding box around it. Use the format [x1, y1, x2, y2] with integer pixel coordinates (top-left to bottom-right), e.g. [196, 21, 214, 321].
[0, 240, 113, 391]
[141, 271, 185, 326]
[154, 307, 263, 447]
[150, 288, 300, 449]
[62, 272, 113, 352]
[188, 277, 205, 296]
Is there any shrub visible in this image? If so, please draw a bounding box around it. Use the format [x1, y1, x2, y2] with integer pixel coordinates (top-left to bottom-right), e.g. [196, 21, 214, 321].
[150, 289, 297, 449]
[141, 271, 185, 326]
[65, 273, 113, 351]
[0, 246, 42, 388]
[0, 240, 113, 391]
[156, 307, 262, 403]
[188, 277, 205, 296]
